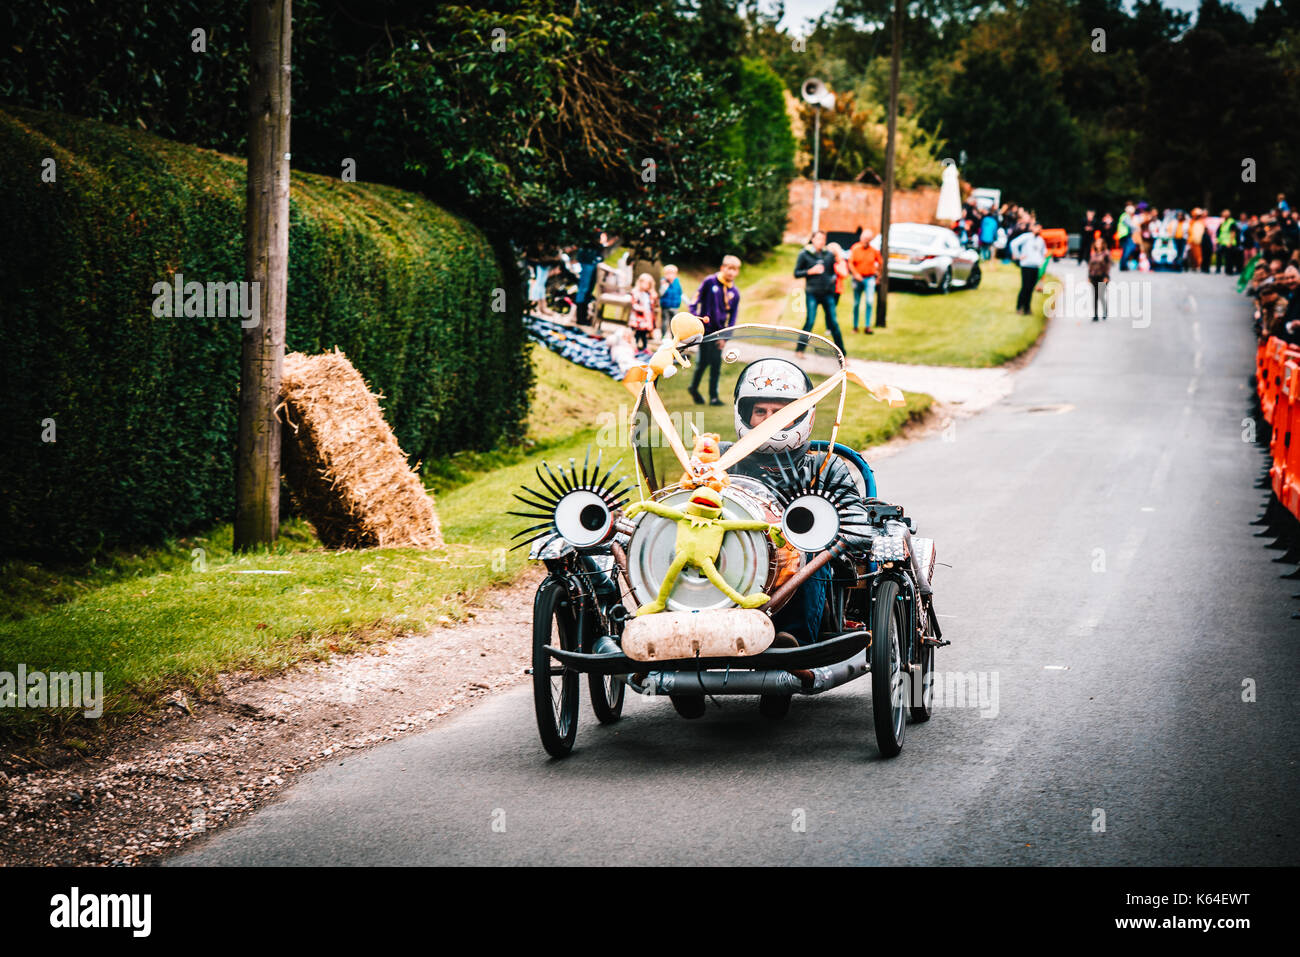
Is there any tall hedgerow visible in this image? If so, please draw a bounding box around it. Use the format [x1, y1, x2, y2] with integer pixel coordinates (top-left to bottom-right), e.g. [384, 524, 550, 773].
[0, 108, 530, 558]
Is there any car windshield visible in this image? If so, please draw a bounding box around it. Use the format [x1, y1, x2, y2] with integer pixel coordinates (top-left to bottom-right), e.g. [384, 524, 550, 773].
[626, 325, 850, 494]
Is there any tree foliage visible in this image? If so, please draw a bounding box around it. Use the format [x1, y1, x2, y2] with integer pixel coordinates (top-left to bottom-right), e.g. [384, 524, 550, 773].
[1, 0, 798, 261]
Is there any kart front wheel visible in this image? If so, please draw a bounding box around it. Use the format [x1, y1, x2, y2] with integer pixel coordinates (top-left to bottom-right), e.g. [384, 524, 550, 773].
[870, 579, 908, 757]
[532, 578, 580, 757]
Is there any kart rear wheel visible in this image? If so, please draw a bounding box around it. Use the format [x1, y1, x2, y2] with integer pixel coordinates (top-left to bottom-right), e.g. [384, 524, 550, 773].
[589, 673, 625, 724]
[578, 609, 624, 724]
[532, 578, 580, 757]
[911, 610, 936, 723]
[759, 694, 792, 719]
[870, 579, 907, 757]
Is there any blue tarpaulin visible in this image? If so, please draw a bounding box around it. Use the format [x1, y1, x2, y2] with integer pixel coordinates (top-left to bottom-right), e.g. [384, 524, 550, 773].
[524, 314, 649, 380]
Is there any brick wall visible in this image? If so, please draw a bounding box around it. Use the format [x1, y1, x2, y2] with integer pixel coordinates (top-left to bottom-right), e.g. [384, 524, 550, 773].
[785, 178, 941, 243]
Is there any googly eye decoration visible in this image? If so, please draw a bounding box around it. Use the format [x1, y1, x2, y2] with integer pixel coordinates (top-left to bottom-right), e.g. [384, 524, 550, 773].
[509, 447, 630, 551]
[771, 450, 872, 552]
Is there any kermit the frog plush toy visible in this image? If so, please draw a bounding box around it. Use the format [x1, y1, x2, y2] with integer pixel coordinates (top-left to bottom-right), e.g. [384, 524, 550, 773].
[624, 486, 784, 615]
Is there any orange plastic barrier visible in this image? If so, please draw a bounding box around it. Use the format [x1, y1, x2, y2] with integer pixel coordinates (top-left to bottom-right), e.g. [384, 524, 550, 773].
[1040, 228, 1068, 260]
[1270, 360, 1298, 499]
[1257, 337, 1300, 521]
[1260, 338, 1292, 425]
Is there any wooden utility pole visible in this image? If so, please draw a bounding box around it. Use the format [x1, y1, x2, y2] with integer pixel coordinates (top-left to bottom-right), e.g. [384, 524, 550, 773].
[234, 0, 291, 550]
[876, 0, 903, 329]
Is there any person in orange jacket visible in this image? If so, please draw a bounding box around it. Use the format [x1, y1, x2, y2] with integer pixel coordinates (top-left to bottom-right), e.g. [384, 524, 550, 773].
[826, 242, 851, 333]
[848, 226, 883, 334]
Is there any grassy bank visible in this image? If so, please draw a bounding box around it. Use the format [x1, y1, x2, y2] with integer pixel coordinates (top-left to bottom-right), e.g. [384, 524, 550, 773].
[0, 344, 929, 740]
[678, 244, 1046, 367]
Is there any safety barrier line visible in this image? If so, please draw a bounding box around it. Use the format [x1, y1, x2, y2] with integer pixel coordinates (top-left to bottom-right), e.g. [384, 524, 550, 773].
[1257, 336, 1300, 520]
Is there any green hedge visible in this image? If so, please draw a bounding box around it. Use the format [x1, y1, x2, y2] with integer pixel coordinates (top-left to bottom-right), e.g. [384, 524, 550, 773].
[717, 58, 796, 260]
[0, 107, 531, 558]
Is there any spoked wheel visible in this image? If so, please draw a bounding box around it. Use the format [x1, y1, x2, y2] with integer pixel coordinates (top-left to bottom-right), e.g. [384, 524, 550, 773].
[532, 578, 579, 757]
[870, 579, 908, 757]
[966, 264, 981, 289]
[589, 673, 625, 724]
[759, 694, 792, 719]
[578, 611, 625, 724]
[910, 603, 936, 723]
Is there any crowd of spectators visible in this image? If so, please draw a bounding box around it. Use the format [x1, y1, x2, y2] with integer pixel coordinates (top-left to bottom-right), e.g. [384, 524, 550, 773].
[1243, 197, 1300, 345]
[1077, 196, 1300, 274]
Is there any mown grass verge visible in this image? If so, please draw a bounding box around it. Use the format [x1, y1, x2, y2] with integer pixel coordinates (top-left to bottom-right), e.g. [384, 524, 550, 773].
[0, 344, 930, 743]
[677, 243, 1046, 367]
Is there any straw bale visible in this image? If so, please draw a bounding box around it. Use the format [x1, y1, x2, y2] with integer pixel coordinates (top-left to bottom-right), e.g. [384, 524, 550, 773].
[279, 349, 443, 549]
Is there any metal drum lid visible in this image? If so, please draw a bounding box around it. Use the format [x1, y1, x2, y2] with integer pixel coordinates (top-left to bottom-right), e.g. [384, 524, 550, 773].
[625, 479, 773, 612]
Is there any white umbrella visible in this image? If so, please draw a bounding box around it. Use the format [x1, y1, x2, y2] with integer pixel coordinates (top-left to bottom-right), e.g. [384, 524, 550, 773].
[936, 162, 962, 222]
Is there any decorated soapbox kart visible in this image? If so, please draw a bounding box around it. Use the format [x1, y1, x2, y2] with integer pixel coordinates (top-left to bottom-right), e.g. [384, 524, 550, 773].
[511, 319, 946, 758]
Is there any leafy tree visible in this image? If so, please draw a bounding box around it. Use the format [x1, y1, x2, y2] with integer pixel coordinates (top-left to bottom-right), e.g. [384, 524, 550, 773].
[1131, 25, 1300, 209]
[1, 0, 797, 261]
[799, 88, 945, 188]
[713, 58, 797, 258]
[931, 48, 1084, 222]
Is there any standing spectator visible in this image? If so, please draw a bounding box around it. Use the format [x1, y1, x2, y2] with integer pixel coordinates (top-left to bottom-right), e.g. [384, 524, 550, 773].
[1215, 210, 1238, 274]
[686, 255, 742, 406]
[1283, 209, 1300, 248]
[1137, 205, 1154, 267]
[1078, 210, 1096, 264]
[1099, 212, 1116, 253]
[573, 230, 616, 327]
[524, 242, 548, 317]
[1087, 232, 1111, 321]
[793, 230, 847, 358]
[658, 264, 682, 339]
[628, 272, 658, 351]
[849, 226, 882, 334]
[979, 209, 999, 261]
[1172, 211, 1189, 270]
[827, 242, 850, 328]
[1235, 212, 1251, 274]
[1188, 209, 1206, 272]
[1198, 209, 1215, 273]
[1117, 203, 1137, 271]
[1010, 222, 1047, 315]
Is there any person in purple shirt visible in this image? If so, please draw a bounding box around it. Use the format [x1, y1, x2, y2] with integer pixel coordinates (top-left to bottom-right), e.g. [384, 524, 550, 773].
[687, 255, 741, 405]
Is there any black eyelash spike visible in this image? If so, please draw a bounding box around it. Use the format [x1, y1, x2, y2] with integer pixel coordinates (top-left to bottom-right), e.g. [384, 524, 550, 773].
[771, 448, 874, 543]
[508, 445, 631, 551]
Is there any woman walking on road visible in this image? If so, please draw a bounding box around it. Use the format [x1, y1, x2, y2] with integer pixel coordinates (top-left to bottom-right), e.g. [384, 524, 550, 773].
[1087, 232, 1111, 321]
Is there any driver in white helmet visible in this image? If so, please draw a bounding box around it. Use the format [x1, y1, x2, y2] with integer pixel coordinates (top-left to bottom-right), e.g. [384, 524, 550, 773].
[720, 357, 877, 646]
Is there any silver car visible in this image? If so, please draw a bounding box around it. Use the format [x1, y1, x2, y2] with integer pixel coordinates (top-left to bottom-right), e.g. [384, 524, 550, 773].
[870, 224, 981, 293]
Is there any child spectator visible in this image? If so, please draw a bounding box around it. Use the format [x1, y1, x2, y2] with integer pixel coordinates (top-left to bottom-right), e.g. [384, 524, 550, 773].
[629, 272, 658, 351]
[659, 264, 682, 339]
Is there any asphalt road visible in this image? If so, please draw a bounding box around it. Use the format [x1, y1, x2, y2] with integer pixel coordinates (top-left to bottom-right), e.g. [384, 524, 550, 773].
[176, 265, 1300, 866]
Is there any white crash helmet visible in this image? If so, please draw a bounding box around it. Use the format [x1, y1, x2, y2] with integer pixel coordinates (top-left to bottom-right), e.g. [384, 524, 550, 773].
[733, 358, 815, 454]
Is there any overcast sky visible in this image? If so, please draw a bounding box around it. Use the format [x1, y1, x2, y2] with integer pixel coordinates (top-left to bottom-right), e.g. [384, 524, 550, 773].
[774, 0, 1269, 31]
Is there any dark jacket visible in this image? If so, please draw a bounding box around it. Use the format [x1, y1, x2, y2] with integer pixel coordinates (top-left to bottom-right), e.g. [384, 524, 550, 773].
[794, 247, 838, 298]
